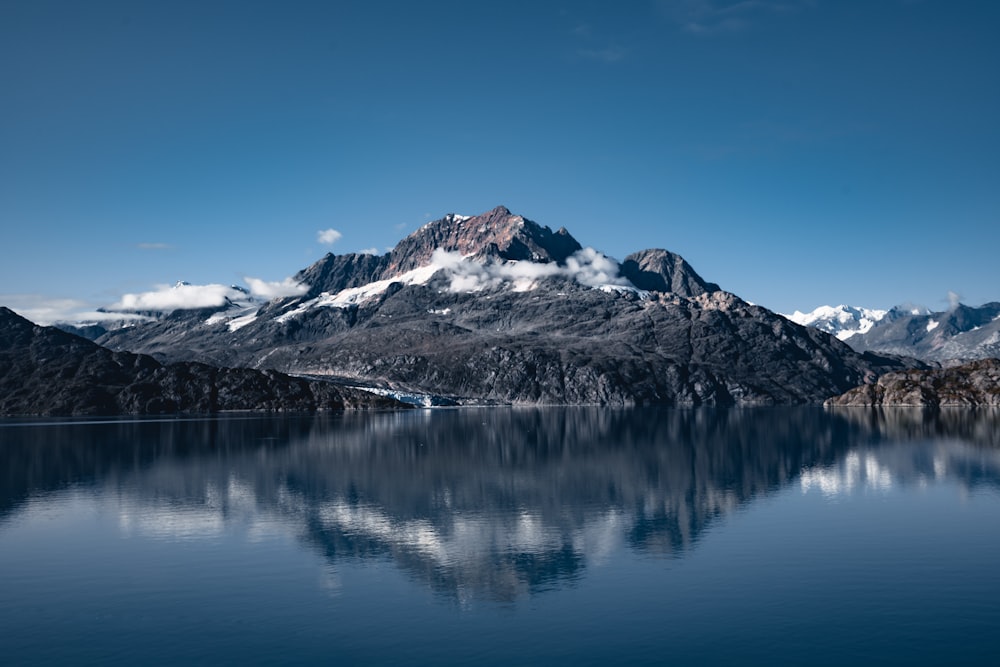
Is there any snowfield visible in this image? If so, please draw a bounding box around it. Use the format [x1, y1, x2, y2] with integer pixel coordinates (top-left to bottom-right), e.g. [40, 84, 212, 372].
[783, 304, 889, 340]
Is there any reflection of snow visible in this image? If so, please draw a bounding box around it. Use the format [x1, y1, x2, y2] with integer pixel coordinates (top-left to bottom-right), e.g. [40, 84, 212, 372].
[800, 451, 894, 496]
[933, 454, 947, 479]
[117, 476, 293, 542]
[317, 500, 560, 565]
[317, 565, 342, 597]
[309, 497, 631, 573]
[572, 509, 626, 566]
[118, 504, 224, 540]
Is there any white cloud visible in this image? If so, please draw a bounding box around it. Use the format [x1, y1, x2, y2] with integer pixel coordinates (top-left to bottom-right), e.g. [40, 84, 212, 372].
[358, 247, 380, 256]
[0, 294, 153, 325]
[565, 247, 634, 288]
[317, 228, 343, 245]
[428, 247, 637, 294]
[244, 276, 309, 299]
[947, 290, 962, 310]
[112, 282, 247, 311]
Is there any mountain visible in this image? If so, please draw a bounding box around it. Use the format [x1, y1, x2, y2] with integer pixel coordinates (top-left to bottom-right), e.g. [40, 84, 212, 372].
[782, 305, 891, 341]
[90, 205, 915, 406]
[292, 206, 585, 299]
[0, 307, 405, 416]
[787, 302, 1000, 363]
[847, 302, 1000, 363]
[826, 358, 1000, 407]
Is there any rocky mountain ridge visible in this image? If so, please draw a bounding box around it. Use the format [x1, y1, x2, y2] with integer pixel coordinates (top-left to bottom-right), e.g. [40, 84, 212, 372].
[293, 206, 587, 299]
[849, 302, 1000, 363]
[0, 307, 404, 416]
[788, 302, 1000, 363]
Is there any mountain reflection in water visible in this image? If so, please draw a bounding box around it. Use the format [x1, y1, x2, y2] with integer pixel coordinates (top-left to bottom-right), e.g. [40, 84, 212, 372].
[2, 407, 999, 603]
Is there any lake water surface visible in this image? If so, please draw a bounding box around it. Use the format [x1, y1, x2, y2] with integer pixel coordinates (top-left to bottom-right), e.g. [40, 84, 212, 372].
[2, 408, 999, 665]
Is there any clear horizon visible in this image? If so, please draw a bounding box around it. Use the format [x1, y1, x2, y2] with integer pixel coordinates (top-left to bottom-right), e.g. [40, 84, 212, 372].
[3, 1, 998, 323]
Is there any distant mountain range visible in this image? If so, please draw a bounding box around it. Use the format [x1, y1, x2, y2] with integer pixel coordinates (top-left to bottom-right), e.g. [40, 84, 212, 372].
[783, 304, 896, 341]
[784, 302, 1000, 363]
[35, 205, 910, 408]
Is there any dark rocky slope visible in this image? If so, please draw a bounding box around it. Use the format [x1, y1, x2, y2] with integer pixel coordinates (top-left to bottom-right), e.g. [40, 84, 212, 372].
[825, 358, 1000, 407]
[94, 206, 918, 406]
[0, 307, 405, 416]
[620, 248, 719, 296]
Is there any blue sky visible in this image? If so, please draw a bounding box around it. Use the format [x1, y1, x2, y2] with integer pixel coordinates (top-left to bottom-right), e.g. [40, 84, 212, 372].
[2, 0, 997, 322]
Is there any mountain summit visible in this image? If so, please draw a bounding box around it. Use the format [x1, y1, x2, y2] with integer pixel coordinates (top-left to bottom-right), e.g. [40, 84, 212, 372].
[294, 206, 583, 298]
[87, 206, 913, 405]
[389, 205, 583, 272]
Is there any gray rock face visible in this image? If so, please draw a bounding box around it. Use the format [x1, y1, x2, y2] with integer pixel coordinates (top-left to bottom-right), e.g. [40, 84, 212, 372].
[387, 205, 583, 272]
[54, 322, 109, 341]
[0, 307, 405, 416]
[90, 206, 919, 406]
[295, 252, 389, 299]
[825, 358, 1000, 407]
[848, 302, 1000, 362]
[620, 248, 719, 297]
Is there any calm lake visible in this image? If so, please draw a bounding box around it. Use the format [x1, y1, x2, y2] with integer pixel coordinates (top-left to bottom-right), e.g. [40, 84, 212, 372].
[2, 407, 999, 665]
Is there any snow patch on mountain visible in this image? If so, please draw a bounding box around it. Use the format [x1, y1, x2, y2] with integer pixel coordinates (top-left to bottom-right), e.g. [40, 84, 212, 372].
[226, 312, 259, 332]
[419, 213, 470, 232]
[783, 305, 889, 341]
[204, 306, 250, 326]
[275, 247, 647, 322]
[275, 262, 441, 322]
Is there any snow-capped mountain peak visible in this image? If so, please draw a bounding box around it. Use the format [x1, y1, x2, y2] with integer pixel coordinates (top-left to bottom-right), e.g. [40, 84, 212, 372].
[783, 305, 889, 341]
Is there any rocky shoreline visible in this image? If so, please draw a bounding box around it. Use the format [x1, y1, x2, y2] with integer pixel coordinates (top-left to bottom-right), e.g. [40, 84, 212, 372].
[825, 359, 1000, 407]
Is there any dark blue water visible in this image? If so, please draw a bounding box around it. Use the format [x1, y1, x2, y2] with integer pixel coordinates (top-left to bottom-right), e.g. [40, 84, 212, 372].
[2, 408, 999, 665]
